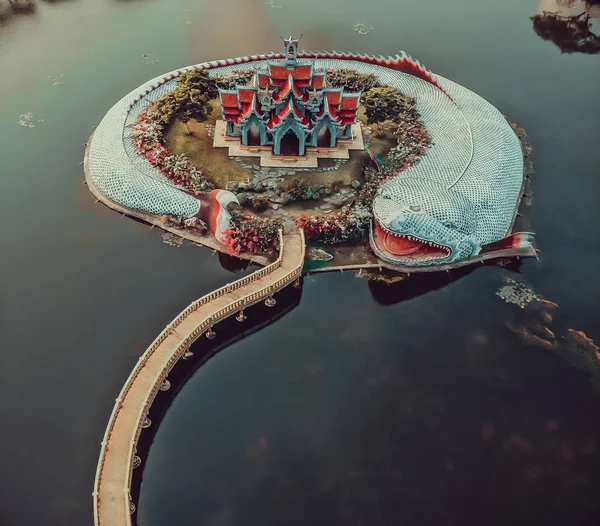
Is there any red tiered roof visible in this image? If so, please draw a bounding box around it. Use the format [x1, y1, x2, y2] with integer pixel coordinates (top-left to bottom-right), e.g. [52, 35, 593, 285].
[324, 90, 342, 106]
[220, 92, 240, 108]
[341, 94, 360, 110]
[219, 60, 360, 133]
[269, 64, 313, 84]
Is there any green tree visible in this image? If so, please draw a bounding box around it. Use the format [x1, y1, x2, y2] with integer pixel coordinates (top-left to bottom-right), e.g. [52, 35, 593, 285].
[178, 69, 219, 100]
[153, 70, 215, 128]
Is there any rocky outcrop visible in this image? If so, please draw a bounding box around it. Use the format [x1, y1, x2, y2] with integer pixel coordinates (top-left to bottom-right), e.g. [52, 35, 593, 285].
[307, 247, 334, 262]
[160, 215, 208, 235]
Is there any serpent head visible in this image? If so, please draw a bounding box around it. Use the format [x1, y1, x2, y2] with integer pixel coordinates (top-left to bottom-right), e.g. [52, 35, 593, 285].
[370, 179, 481, 266]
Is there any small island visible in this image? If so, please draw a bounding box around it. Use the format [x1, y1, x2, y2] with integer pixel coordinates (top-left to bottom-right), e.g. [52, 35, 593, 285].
[86, 38, 535, 274]
[87, 40, 538, 526]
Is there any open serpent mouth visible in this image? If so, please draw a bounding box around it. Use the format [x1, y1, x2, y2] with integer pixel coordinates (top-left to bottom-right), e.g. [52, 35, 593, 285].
[373, 220, 451, 261]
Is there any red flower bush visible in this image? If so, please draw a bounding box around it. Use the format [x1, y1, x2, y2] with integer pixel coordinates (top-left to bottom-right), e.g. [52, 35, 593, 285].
[225, 214, 283, 255]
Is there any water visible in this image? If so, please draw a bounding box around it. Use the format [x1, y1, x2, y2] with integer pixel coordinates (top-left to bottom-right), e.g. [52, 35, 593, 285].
[0, 0, 599, 525]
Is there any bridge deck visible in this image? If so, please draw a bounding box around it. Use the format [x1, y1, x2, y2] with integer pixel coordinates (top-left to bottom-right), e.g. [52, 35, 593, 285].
[94, 230, 305, 526]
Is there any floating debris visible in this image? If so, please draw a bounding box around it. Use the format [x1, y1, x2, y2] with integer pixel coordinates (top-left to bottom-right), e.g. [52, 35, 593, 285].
[354, 23, 374, 35]
[46, 73, 66, 86]
[160, 232, 184, 247]
[142, 53, 160, 65]
[17, 112, 43, 128]
[178, 7, 190, 12]
[496, 279, 538, 308]
[185, 20, 192, 25]
[265, 0, 283, 8]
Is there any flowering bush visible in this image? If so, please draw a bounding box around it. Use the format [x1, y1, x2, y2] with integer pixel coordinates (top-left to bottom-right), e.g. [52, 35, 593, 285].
[225, 214, 283, 255]
[130, 106, 214, 191]
[297, 205, 372, 244]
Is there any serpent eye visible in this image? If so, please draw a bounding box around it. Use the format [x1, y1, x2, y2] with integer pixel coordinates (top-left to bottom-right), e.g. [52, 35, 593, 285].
[443, 220, 457, 229]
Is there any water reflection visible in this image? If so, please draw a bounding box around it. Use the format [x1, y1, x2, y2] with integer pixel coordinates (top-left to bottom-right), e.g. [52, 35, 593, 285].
[218, 251, 253, 273]
[0, 0, 35, 21]
[367, 267, 475, 305]
[367, 259, 522, 306]
[533, 0, 600, 53]
[129, 283, 303, 509]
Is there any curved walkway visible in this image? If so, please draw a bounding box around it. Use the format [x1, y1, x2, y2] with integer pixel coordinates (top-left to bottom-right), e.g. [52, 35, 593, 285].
[93, 229, 305, 526]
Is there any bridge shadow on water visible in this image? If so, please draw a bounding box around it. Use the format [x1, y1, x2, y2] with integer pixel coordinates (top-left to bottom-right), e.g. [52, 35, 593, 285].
[128, 253, 525, 519]
[129, 278, 304, 510]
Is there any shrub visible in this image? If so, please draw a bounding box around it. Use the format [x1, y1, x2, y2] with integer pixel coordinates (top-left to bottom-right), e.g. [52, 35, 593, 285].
[361, 87, 417, 125]
[325, 70, 380, 92]
[287, 178, 309, 200]
[226, 214, 283, 255]
[251, 195, 269, 211]
[214, 70, 255, 90]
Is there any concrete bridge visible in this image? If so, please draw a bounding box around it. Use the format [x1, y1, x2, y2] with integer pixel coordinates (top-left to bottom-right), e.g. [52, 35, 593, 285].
[92, 229, 305, 526]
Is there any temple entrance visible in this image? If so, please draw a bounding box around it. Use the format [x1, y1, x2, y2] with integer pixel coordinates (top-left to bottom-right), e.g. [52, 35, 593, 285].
[317, 126, 332, 147]
[279, 131, 301, 156]
[247, 125, 261, 146]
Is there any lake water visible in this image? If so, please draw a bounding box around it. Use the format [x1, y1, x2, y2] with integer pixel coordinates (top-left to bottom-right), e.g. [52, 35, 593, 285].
[1, 0, 599, 525]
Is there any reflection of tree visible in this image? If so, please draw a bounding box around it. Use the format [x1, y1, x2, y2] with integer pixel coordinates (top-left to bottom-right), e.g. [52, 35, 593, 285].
[532, 10, 600, 54]
[218, 251, 252, 273]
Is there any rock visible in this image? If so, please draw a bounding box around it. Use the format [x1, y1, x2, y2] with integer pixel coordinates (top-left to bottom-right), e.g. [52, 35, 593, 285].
[164, 215, 184, 228]
[184, 217, 208, 235]
[307, 247, 334, 262]
[329, 196, 347, 208]
[237, 193, 249, 205]
[270, 203, 280, 210]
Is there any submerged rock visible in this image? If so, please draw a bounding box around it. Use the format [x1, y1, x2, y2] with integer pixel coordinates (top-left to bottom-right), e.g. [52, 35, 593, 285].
[307, 247, 334, 262]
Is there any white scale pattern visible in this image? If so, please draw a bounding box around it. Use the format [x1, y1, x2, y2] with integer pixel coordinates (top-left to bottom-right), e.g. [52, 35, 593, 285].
[88, 56, 522, 245]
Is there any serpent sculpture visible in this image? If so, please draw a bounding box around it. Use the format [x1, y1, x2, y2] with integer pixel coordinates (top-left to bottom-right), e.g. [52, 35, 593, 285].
[87, 50, 537, 525]
[87, 50, 535, 270]
[369, 69, 534, 267]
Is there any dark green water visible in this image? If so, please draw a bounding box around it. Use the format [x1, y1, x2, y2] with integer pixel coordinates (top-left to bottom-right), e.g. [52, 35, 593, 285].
[1, 0, 599, 525]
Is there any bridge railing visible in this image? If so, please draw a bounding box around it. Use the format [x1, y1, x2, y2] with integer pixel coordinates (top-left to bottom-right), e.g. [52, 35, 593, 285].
[94, 230, 304, 526]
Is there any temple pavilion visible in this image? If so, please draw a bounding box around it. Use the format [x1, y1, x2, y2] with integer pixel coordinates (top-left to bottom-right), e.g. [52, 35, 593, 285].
[218, 37, 361, 157]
